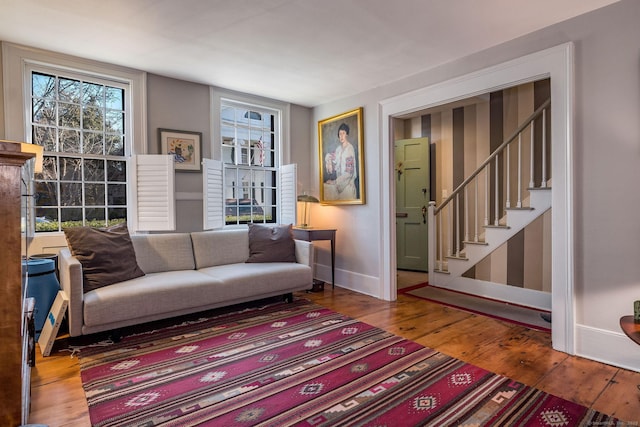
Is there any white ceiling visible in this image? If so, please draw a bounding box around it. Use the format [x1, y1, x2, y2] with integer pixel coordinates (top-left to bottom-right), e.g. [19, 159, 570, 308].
[0, 0, 620, 107]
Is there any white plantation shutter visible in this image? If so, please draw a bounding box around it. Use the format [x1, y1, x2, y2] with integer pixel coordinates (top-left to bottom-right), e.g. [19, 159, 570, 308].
[133, 154, 175, 231]
[203, 158, 224, 230]
[280, 163, 297, 226]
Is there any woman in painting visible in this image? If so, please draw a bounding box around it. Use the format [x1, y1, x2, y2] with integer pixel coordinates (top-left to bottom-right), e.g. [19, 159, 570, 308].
[325, 123, 357, 200]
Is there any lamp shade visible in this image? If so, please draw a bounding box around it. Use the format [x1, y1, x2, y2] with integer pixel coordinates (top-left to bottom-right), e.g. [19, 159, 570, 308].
[297, 194, 319, 203]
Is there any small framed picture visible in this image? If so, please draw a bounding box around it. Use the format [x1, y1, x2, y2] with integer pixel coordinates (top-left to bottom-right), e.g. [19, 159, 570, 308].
[159, 128, 202, 172]
[318, 107, 365, 205]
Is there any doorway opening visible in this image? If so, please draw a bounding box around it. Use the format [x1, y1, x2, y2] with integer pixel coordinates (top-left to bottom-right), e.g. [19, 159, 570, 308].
[381, 43, 574, 354]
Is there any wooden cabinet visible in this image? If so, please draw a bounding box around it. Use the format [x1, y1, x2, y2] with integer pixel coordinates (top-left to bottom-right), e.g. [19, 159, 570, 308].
[0, 141, 36, 426]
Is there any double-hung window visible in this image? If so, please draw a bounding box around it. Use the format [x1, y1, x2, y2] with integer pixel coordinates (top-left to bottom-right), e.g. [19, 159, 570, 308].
[29, 67, 131, 232]
[220, 101, 280, 225]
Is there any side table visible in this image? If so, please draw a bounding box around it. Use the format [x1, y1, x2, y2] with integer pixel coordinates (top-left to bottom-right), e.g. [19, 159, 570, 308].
[292, 227, 336, 288]
[620, 316, 640, 346]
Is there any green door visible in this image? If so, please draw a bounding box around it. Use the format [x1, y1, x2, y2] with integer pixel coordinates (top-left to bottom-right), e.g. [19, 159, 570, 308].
[395, 137, 430, 271]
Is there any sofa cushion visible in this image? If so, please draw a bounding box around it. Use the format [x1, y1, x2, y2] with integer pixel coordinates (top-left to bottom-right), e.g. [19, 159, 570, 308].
[64, 223, 145, 293]
[131, 233, 195, 273]
[246, 223, 296, 263]
[191, 229, 250, 269]
[82, 270, 223, 327]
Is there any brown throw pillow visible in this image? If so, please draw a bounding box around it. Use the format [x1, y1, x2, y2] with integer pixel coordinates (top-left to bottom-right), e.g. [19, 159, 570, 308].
[64, 223, 145, 293]
[246, 223, 297, 263]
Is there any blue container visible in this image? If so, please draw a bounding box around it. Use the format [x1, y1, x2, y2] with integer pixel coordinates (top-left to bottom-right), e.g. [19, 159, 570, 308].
[24, 258, 60, 339]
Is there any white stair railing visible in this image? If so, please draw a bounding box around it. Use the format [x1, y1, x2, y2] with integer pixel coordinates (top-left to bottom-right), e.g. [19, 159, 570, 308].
[431, 99, 550, 273]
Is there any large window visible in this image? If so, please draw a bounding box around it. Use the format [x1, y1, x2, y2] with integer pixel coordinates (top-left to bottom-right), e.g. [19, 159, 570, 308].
[29, 69, 130, 232]
[221, 101, 280, 225]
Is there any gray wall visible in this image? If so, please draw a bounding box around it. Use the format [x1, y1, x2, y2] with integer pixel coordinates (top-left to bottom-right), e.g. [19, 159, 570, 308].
[147, 75, 211, 232]
[311, 0, 640, 368]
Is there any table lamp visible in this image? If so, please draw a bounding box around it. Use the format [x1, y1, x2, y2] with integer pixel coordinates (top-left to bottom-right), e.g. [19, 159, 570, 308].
[297, 194, 319, 228]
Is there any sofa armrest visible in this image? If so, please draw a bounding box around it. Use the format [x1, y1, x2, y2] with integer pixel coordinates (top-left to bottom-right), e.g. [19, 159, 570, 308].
[294, 239, 314, 268]
[58, 248, 84, 337]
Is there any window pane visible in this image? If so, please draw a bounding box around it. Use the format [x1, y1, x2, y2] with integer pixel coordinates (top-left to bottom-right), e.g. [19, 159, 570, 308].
[86, 208, 106, 227]
[105, 87, 124, 110]
[34, 181, 58, 206]
[82, 82, 104, 106]
[60, 182, 82, 206]
[221, 105, 235, 123]
[59, 78, 81, 102]
[84, 159, 105, 181]
[83, 131, 104, 155]
[32, 99, 56, 125]
[221, 125, 235, 146]
[60, 157, 82, 181]
[32, 73, 55, 99]
[35, 208, 58, 233]
[33, 126, 57, 151]
[222, 145, 234, 164]
[108, 207, 127, 224]
[85, 183, 105, 206]
[106, 110, 124, 133]
[237, 128, 249, 148]
[36, 156, 58, 181]
[106, 134, 124, 156]
[83, 106, 104, 130]
[60, 129, 81, 153]
[107, 183, 126, 205]
[59, 102, 80, 128]
[107, 160, 126, 182]
[60, 208, 82, 227]
[262, 132, 273, 150]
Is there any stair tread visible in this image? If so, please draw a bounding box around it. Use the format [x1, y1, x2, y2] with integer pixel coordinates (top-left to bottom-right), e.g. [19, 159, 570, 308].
[463, 240, 488, 246]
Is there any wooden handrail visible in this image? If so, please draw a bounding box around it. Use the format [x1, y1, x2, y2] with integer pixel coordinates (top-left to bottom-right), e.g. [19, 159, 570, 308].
[434, 98, 550, 215]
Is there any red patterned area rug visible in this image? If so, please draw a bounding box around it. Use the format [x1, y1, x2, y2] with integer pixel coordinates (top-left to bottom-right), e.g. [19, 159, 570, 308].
[77, 298, 618, 426]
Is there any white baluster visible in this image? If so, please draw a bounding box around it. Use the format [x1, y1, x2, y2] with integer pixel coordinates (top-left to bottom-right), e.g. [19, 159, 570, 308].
[529, 121, 535, 188]
[464, 186, 469, 243]
[494, 156, 499, 226]
[484, 166, 489, 226]
[541, 108, 547, 188]
[474, 177, 479, 242]
[455, 193, 460, 257]
[517, 132, 522, 208]
[447, 202, 452, 257]
[506, 144, 511, 209]
[438, 211, 443, 271]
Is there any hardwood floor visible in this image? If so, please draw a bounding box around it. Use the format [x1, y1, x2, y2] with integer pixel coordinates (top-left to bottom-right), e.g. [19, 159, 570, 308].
[29, 287, 640, 426]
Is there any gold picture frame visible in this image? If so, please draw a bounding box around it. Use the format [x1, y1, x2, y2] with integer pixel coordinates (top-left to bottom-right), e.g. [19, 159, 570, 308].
[318, 107, 365, 205]
[159, 128, 202, 172]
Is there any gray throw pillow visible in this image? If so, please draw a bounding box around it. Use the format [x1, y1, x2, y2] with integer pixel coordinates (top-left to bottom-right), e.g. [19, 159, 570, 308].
[64, 223, 145, 293]
[246, 223, 297, 263]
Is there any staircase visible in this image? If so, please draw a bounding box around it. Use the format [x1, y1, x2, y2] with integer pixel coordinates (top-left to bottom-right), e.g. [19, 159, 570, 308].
[428, 99, 551, 307]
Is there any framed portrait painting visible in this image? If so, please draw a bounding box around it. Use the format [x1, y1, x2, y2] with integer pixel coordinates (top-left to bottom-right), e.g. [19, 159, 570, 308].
[159, 128, 202, 172]
[318, 107, 365, 205]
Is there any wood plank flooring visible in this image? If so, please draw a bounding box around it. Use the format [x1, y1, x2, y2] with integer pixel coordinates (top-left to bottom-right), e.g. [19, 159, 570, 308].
[28, 286, 640, 426]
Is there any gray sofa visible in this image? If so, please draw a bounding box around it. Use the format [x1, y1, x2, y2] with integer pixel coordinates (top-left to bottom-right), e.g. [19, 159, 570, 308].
[59, 228, 314, 337]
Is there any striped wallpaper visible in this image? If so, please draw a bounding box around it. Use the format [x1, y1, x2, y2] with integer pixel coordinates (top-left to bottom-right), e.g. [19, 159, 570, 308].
[402, 79, 551, 292]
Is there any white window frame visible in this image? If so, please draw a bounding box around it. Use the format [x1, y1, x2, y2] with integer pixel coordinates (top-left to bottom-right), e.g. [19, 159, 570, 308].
[210, 88, 291, 228]
[2, 42, 147, 234]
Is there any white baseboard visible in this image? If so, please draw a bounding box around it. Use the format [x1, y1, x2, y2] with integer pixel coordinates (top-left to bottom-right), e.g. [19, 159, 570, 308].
[575, 323, 640, 372]
[313, 262, 380, 298]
